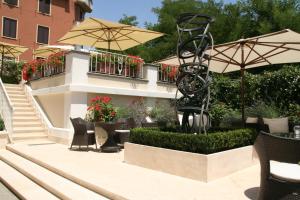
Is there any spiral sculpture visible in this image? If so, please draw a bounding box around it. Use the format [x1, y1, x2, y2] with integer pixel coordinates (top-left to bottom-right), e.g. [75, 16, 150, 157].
[175, 13, 214, 134]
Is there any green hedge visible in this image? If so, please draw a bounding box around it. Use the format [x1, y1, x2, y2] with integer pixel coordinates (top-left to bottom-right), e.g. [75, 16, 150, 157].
[130, 128, 257, 154]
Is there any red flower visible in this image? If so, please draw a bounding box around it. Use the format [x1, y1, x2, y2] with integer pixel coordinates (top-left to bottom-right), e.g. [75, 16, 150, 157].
[102, 96, 111, 104]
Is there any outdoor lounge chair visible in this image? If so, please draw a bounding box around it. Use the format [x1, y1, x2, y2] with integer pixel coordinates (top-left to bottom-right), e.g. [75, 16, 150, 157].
[254, 131, 300, 200]
[70, 117, 97, 150]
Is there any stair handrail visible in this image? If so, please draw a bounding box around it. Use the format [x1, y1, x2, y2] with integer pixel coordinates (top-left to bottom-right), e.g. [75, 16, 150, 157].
[23, 84, 52, 133]
[0, 79, 14, 143]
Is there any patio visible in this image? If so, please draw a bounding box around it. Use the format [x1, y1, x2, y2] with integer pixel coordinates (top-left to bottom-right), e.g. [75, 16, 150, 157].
[5, 141, 260, 200]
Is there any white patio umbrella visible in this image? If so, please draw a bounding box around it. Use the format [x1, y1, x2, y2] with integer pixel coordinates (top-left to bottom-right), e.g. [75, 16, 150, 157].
[33, 45, 74, 58]
[158, 29, 300, 123]
[57, 17, 164, 51]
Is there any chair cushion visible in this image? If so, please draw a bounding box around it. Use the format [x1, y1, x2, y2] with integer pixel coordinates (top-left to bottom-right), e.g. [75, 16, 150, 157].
[246, 117, 258, 123]
[87, 130, 95, 134]
[263, 117, 289, 133]
[145, 116, 153, 123]
[270, 160, 300, 183]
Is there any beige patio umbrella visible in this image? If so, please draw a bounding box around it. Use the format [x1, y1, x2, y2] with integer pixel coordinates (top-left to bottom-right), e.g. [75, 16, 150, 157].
[57, 17, 164, 51]
[158, 29, 300, 124]
[0, 41, 28, 78]
[33, 45, 74, 58]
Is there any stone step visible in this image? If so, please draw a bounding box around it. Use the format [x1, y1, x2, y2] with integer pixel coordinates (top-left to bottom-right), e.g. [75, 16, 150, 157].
[9, 94, 27, 100]
[12, 133, 48, 141]
[13, 121, 43, 127]
[11, 98, 28, 103]
[12, 102, 31, 107]
[0, 159, 59, 200]
[14, 107, 34, 112]
[14, 112, 36, 117]
[6, 90, 25, 95]
[3, 84, 22, 89]
[0, 150, 108, 200]
[13, 116, 40, 122]
[13, 127, 45, 133]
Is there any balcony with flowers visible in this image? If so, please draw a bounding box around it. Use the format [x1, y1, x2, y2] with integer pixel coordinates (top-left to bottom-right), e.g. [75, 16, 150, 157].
[158, 64, 178, 84]
[89, 50, 144, 79]
[22, 51, 66, 82]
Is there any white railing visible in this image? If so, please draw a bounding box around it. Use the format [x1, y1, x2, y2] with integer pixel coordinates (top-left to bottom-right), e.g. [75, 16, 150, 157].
[89, 50, 144, 79]
[0, 79, 14, 143]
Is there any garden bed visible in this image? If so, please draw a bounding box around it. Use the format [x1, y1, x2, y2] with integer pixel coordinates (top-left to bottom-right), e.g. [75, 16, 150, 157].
[124, 128, 258, 182]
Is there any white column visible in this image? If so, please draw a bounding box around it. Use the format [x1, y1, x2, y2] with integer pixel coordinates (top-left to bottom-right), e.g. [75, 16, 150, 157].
[145, 64, 159, 91]
[65, 50, 90, 85]
[63, 51, 90, 128]
[64, 92, 88, 128]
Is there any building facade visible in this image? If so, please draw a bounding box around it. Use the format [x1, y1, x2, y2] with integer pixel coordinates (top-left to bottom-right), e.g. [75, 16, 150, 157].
[0, 0, 92, 61]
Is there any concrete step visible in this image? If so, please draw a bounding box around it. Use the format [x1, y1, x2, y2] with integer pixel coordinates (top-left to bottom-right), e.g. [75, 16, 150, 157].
[13, 127, 45, 133]
[11, 100, 29, 105]
[3, 84, 22, 89]
[6, 90, 25, 95]
[14, 107, 34, 112]
[12, 133, 48, 141]
[0, 150, 108, 200]
[14, 121, 43, 127]
[9, 94, 27, 100]
[0, 159, 59, 200]
[14, 112, 36, 117]
[12, 102, 31, 107]
[13, 116, 40, 122]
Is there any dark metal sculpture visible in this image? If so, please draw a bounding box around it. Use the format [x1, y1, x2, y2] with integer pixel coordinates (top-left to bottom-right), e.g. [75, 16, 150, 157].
[175, 13, 214, 134]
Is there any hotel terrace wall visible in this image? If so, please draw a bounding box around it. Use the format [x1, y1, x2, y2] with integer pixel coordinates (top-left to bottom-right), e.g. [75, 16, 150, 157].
[0, 0, 88, 61]
[30, 51, 177, 131]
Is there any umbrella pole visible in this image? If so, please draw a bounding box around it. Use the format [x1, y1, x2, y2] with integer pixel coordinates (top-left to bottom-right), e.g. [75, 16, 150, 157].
[241, 66, 245, 127]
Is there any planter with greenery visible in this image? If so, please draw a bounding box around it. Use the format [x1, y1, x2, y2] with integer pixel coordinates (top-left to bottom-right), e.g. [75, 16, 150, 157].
[0, 117, 4, 131]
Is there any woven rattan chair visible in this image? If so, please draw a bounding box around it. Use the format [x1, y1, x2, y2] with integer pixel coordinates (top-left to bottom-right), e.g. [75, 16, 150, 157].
[70, 118, 97, 150]
[254, 131, 300, 200]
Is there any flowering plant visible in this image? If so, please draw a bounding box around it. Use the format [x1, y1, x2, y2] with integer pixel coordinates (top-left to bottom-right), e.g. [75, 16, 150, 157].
[86, 96, 117, 122]
[161, 64, 178, 79]
[128, 55, 143, 70]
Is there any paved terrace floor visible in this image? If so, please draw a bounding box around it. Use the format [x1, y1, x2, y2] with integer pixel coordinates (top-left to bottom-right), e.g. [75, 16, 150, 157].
[8, 141, 260, 200]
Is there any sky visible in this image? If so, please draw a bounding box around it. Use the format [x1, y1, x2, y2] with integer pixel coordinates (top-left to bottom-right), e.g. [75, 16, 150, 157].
[88, 0, 236, 28]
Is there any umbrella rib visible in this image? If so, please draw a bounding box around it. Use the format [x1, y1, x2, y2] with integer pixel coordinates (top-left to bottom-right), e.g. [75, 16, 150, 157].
[109, 28, 128, 51]
[246, 44, 285, 65]
[111, 28, 143, 45]
[244, 39, 258, 63]
[220, 43, 241, 73]
[212, 47, 240, 65]
[5, 47, 18, 58]
[248, 41, 300, 51]
[244, 43, 272, 65]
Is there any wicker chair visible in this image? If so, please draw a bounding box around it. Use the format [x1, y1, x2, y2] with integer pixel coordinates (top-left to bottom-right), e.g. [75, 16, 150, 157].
[70, 118, 97, 150]
[254, 131, 300, 200]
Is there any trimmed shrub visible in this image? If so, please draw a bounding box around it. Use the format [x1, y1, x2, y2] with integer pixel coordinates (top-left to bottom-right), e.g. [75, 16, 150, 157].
[130, 128, 257, 154]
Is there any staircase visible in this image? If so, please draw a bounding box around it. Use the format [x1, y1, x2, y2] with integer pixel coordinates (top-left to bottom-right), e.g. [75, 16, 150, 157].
[4, 84, 48, 142]
[0, 146, 108, 200]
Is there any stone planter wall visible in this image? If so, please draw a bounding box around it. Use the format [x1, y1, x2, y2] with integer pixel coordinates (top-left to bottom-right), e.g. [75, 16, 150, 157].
[124, 143, 258, 182]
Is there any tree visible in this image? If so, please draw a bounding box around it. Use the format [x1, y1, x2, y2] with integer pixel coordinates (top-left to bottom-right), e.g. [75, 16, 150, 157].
[119, 14, 139, 26]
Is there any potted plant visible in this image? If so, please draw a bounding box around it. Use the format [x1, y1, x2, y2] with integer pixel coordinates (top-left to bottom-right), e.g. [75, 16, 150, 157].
[86, 96, 119, 152]
[128, 55, 143, 78]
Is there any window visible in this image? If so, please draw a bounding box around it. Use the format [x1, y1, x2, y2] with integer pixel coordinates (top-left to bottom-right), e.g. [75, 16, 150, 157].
[37, 25, 49, 44]
[75, 5, 85, 22]
[2, 17, 17, 39]
[3, 0, 18, 6]
[39, 0, 51, 14]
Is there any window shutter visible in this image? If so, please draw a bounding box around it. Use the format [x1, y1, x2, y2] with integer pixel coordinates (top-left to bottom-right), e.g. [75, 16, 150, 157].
[37, 26, 49, 44]
[3, 18, 17, 38]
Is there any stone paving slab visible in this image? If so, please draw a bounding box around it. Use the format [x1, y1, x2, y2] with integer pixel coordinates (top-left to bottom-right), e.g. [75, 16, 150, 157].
[7, 142, 260, 200]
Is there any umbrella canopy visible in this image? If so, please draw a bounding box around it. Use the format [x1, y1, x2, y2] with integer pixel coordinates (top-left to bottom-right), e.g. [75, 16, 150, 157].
[33, 45, 74, 58]
[0, 41, 28, 78]
[158, 29, 300, 124]
[58, 17, 164, 51]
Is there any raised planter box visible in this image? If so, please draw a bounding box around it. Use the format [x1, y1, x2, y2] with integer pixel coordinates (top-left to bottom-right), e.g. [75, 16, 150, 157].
[124, 142, 258, 182]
